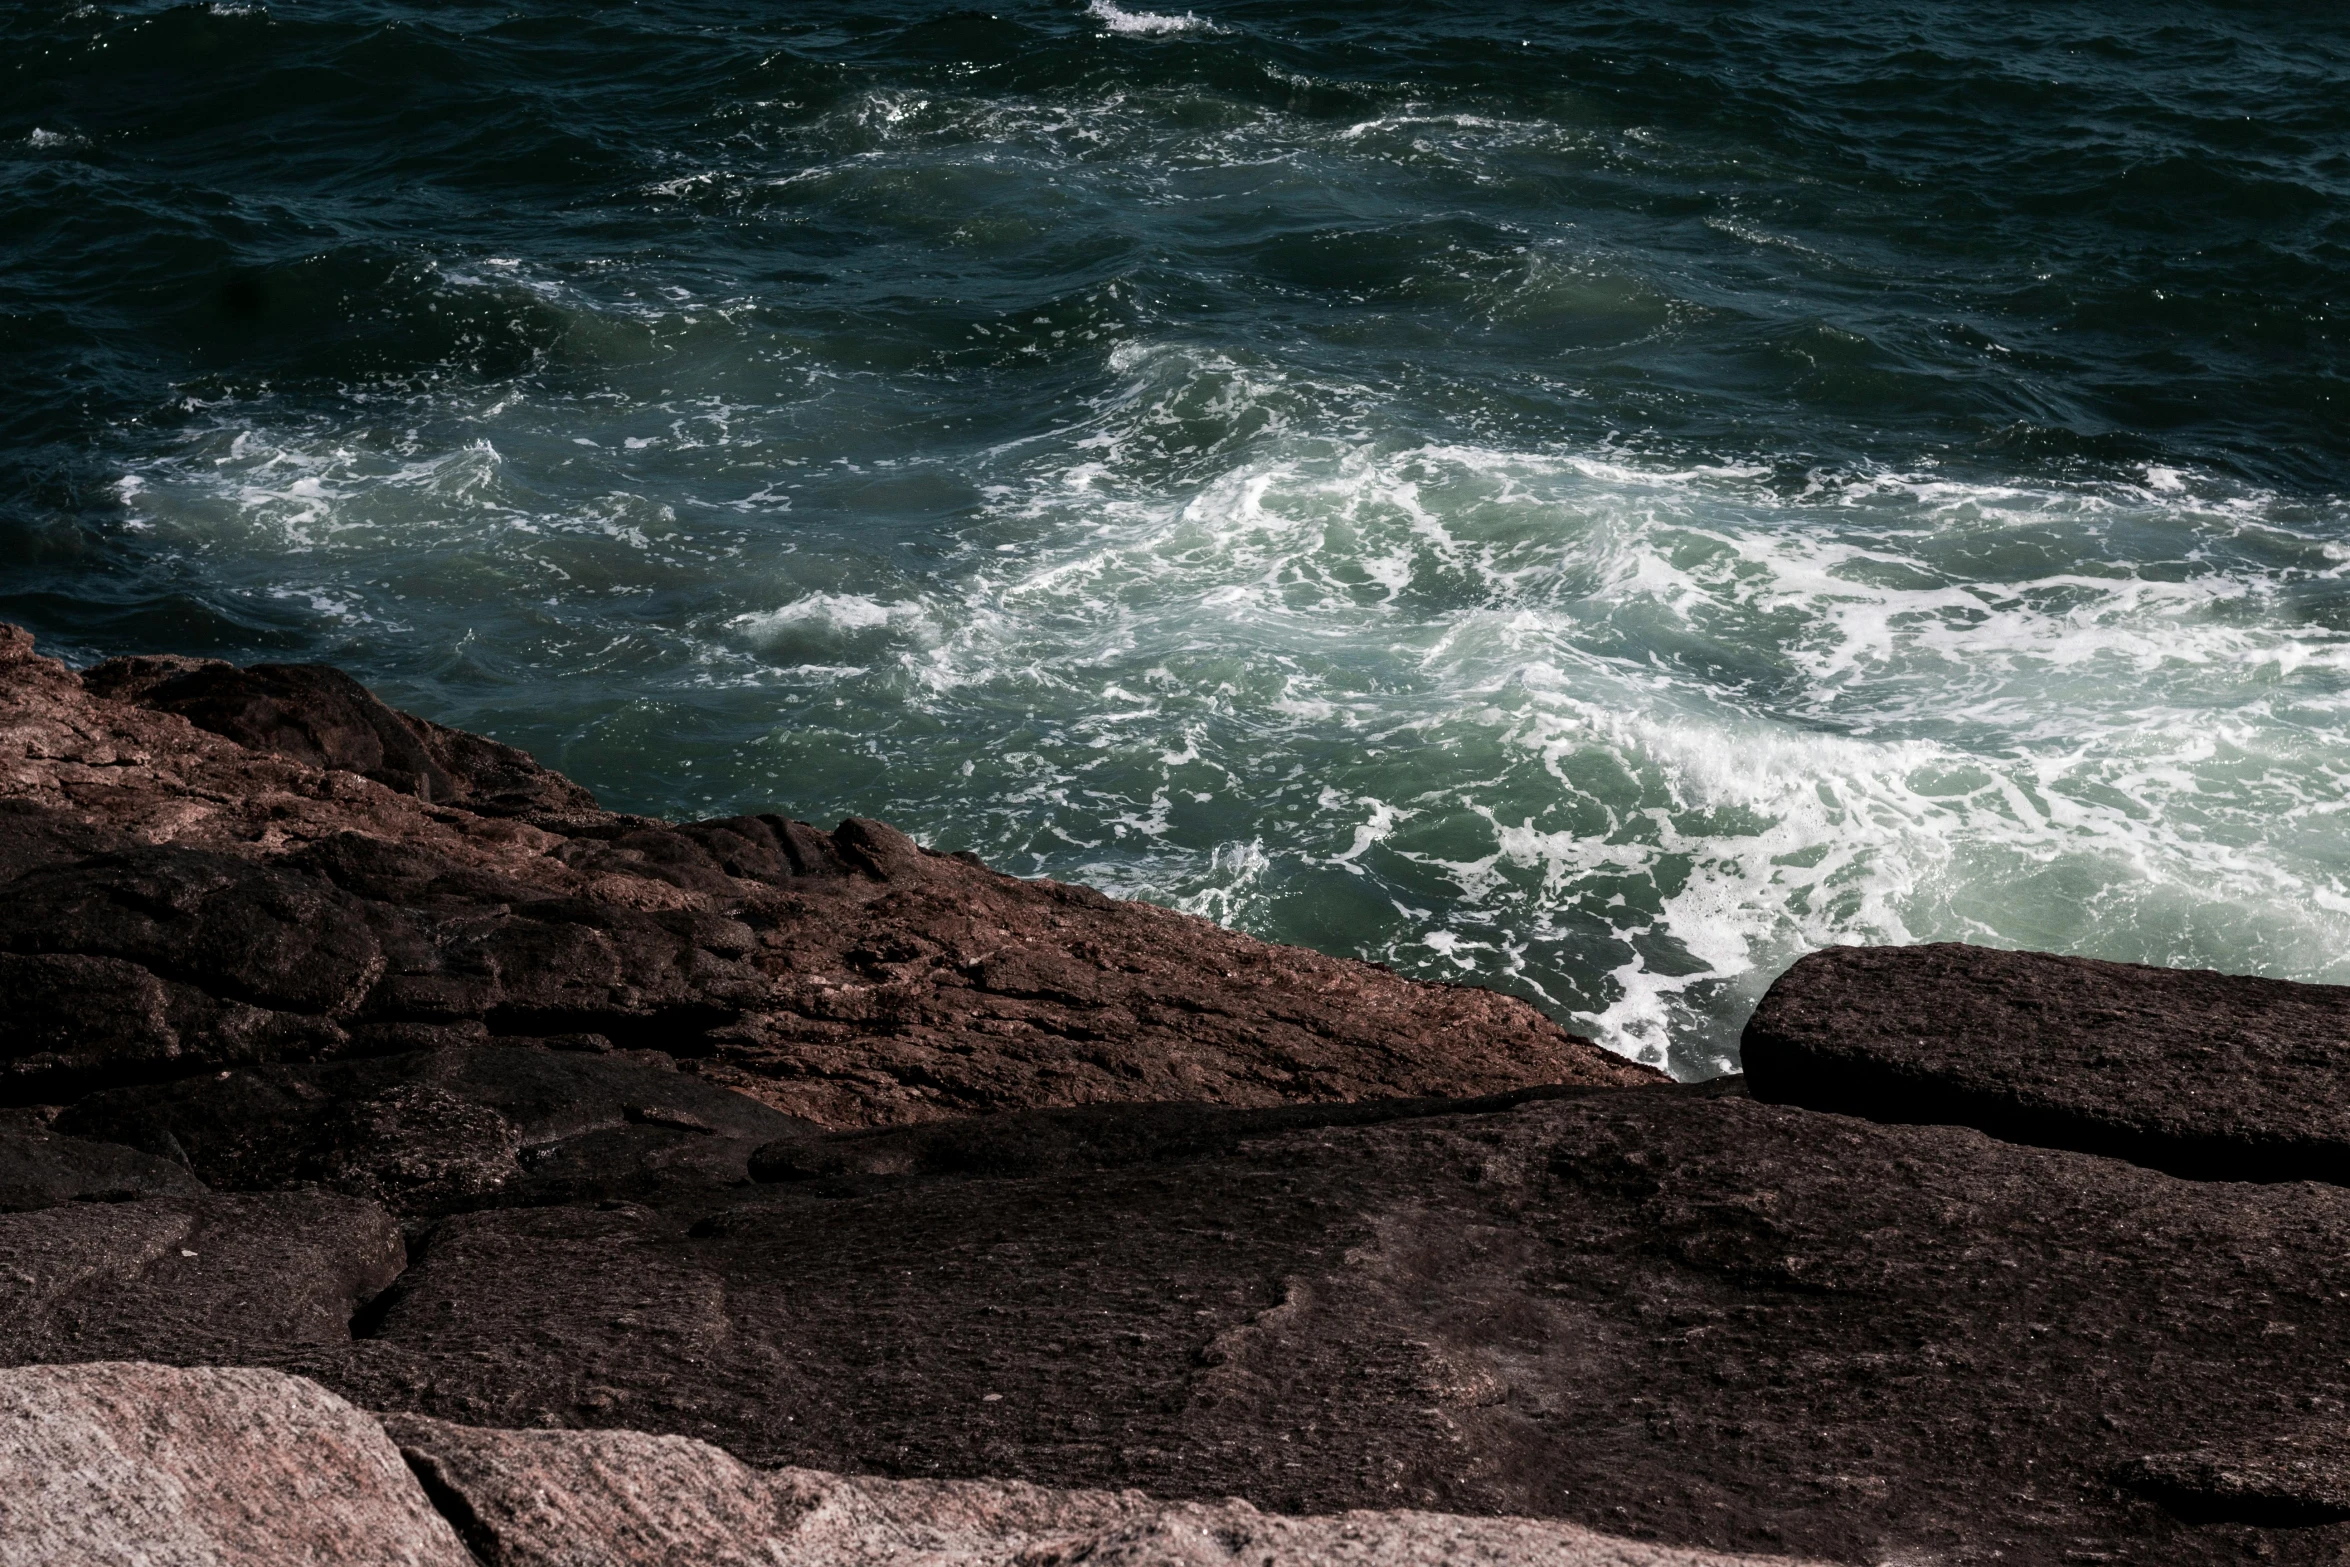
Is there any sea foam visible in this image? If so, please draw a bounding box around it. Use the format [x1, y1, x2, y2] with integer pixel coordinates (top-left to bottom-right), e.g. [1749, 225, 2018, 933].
[1086, 1, 1215, 36]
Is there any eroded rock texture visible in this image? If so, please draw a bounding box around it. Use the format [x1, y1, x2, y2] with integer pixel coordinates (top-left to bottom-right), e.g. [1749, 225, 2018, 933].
[0, 1189, 403, 1365]
[0, 624, 1653, 1122]
[53, 1046, 815, 1224]
[0, 1362, 1792, 1567]
[0, 1114, 205, 1212]
[1744, 942, 2350, 1182]
[0, 1361, 472, 1567]
[387, 1411, 1806, 1567]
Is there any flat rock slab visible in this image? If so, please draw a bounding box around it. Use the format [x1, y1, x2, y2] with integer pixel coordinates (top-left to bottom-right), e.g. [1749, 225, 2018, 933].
[17, 1086, 2350, 1565]
[0, 1361, 471, 1567]
[388, 1412, 1809, 1567]
[1744, 942, 2350, 1181]
[0, 1360, 1778, 1567]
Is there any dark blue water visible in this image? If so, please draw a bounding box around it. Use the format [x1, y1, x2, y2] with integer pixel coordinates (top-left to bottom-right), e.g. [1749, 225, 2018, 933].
[6, 0, 2347, 1073]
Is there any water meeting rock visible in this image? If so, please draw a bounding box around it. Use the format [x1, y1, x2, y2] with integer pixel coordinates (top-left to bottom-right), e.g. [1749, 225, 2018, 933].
[13, 625, 2350, 1566]
[0, 623, 1657, 1119]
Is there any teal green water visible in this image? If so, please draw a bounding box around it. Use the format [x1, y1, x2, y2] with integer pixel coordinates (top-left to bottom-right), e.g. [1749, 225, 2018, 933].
[6, 1, 2347, 1074]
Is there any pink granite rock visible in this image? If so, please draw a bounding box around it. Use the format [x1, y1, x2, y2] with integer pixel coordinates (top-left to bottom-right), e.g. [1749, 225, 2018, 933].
[0, 1361, 471, 1566]
[385, 1411, 1813, 1567]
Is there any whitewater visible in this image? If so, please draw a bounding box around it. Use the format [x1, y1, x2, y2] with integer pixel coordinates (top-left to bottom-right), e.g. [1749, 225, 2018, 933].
[6, 0, 2346, 1074]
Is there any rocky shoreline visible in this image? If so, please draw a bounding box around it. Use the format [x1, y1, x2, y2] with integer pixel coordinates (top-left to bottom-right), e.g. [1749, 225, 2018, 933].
[6, 622, 2350, 1564]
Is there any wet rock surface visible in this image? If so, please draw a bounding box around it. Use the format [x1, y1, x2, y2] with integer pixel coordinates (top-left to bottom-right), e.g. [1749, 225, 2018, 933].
[1745, 942, 2350, 1182]
[8, 625, 2350, 1565]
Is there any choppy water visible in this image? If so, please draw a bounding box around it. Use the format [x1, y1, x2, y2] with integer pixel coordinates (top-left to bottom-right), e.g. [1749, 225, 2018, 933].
[6, 1, 2347, 1074]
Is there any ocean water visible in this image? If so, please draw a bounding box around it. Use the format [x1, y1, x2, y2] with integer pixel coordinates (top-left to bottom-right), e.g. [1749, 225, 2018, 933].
[5, 1, 2346, 1076]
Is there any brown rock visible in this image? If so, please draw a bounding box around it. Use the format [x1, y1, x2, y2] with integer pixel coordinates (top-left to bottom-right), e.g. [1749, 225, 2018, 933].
[0, 1361, 472, 1566]
[81, 654, 597, 815]
[0, 623, 1651, 1119]
[23, 624, 2350, 1567]
[1743, 941, 2350, 1181]
[0, 1191, 403, 1364]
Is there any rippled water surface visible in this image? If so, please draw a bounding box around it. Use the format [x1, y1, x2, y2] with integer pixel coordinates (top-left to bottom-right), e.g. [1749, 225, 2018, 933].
[6, 0, 2347, 1073]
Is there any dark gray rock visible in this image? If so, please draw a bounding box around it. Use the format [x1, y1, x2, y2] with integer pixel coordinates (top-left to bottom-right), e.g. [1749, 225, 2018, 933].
[0, 831, 382, 1016]
[0, 1125, 207, 1212]
[0, 1190, 403, 1364]
[55, 1046, 816, 1221]
[1743, 942, 2350, 1182]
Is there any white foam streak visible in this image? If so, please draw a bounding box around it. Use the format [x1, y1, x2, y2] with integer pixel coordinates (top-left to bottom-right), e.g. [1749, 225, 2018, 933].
[1086, 0, 1215, 36]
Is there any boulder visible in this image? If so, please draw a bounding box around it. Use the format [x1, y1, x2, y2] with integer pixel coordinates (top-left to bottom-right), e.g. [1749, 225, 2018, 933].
[1743, 942, 2350, 1181]
[81, 654, 598, 816]
[0, 1361, 471, 1566]
[387, 1412, 1810, 1567]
